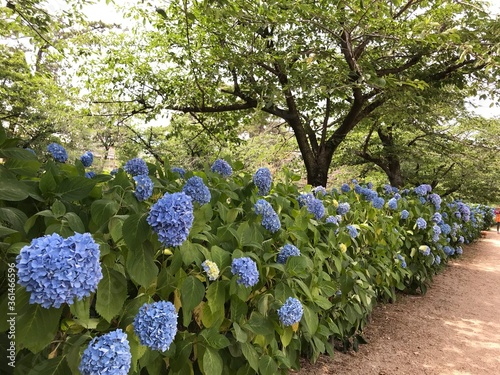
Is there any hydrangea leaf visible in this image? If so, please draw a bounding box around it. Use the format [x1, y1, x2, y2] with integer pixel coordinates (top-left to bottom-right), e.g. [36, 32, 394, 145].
[96, 266, 127, 322]
[0, 178, 30, 201]
[201, 347, 223, 375]
[55, 176, 96, 201]
[258, 355, 278, 375]
[122, 213, 149, 250]
[90, 199, 120, 227]
[180, 276, 205, 327]
[24, 356, 71, 375]
[126, 242, 157, 287]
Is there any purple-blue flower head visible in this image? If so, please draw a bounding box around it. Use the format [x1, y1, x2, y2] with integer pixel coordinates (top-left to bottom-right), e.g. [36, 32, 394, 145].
[388, 198, 398, 210]
[147, 192, 194, 247]
[400, 210, 410, 220]
[340, 183, 350, 193]
[277, 244, 301, 264]
[313, 186, 327, 197]
[253, 167, 272, 196]
[397, 254, 407, 268]
[432, 212, 443, 223]
[47, 142, 68, 163]
[346, 225, 359, 238]
[85, 171, 96, 179]
[277, 297, 303, 326]
[80, 151, 94, 167]
[231, 257, 259, 287]
[326, 215, 341, 225]
[414, 184, 432, 196]
[434, 255, 441, 265]
[182, 176, 211, 205]
[336, 202, 350, 216]
[372, 197, 385, 209]
[124, 158, 148, 176]
[428, 193, 442, 210]
[254, 199, 281, 233]
[419, 245, 431, 256]
[16, 233, 102, 308]
[171, 167, 186, 178]
[134, 301, 178, 352]
[133, 174, 154, 202]
[79, 329, 131, 375]
[416, 217, 427, 230]
[211, 159, 232, 177]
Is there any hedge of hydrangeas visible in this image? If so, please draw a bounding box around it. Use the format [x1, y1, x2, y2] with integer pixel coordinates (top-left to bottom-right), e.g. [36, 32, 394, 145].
[0, 128, 494, 375]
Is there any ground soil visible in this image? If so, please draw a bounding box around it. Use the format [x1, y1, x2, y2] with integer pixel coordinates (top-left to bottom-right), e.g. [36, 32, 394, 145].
[295, 229, 500, 375]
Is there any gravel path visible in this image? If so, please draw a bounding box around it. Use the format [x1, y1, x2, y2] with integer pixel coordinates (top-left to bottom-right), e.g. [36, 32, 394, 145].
[296, 230, 500, 375]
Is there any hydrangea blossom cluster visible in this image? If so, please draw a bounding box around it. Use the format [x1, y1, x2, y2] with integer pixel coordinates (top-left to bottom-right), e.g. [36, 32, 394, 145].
[80, 151, 94, 167]
[253, 167, 272, 195]
[432, 212, 442, 223]
[211, 159, 232, 177]
[388, 198, 398, 210]
[432, 225, 441, 242]
[147, 192, 194, 247]
[346, 225, 359, 238]
[443, 246, 454, 256]
[434, 255, 441, 265]
[277, 297, 303, 326]
[297, 193, 325, 219]
[133, 175, 154, 201]
[397, 254, 407, 268]
[359, 187, 378, 201]
[336, 202, 350, 216]
[201, 260, 220, 281]
[171, 167, 186, 178]
[313, 186, 327, 196]
[456, 246, 463, 255]
[419, 245, 431, 256]
[428, 193, 442, 210]
[326, 215, 341, 225]
[85, 171, 96, 179]
[124, 158, 148, 176]
[277, 244, 301, 264]
[47, 142, 68, 163]
[110, 168, 118, 176]
[182, 176, 211, 205]
[16, 233, 102, 308]
[372, 197, 385, 209]
[79, 329, 131, 375]
[340, 183, 350, 193]
[134, 301, 178, 351]
[414, 184, 432, 196]
[254, 199, 281, 233]
[458, 235, 464, 244]
[440, 223, 451, 235]
[416, 217, 427, 230]
[231, 257, 259, 287]
[400, 210, 410, 220]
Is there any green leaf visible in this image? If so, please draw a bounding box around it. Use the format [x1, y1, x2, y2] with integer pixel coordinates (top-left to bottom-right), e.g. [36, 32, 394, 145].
[126, 242, 158, 286]
[16, 288, 63, 353]
[26, 356, 71, 375]
[63, 212, 86, 233]
[205, 280, 228, 313]
[91, 199, 120, 227]
[233, 322, 248, 343]
[0, 207, 28, 233]
[39, 170, 57, 194]
[4, 158, 41, 177]
[240, 342, 259, 372]
[0, 147, 37, 160]
[202, 347, 223, 375]
[0, 179, 30, 201]
[180, 276, 205, 327]
[245, 312, 274, 335]
[0, 225, 18, 237]
[302, 305, 318, 335]
[51, 200, 66, 218]
[56, 176, 96, 201]
[258, 355, 278, 375]
[280, 326, 293, 347]
[200, 330, 230, 350]
[122, 213, 149, 250]
[96, 266, 128, 322]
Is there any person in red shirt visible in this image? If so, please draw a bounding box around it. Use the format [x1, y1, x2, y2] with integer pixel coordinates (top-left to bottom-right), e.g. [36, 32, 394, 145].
[495, 208, 500, 233]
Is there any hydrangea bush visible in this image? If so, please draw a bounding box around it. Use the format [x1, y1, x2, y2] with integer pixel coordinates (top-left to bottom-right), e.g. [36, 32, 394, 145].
[0, 128, 492, 374]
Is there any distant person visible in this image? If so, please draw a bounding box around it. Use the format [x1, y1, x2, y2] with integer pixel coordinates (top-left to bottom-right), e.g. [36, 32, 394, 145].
[496, 208, 500, 233]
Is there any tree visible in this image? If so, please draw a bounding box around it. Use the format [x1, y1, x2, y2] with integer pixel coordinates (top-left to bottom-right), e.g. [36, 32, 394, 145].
[80, 0, 500, 186]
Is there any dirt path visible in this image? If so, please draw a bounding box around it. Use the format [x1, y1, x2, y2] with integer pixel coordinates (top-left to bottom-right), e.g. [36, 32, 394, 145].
[296, 230, 500, 375]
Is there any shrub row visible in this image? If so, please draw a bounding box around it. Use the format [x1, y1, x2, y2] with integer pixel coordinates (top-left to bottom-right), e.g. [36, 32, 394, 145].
[0, 128, 492, 375]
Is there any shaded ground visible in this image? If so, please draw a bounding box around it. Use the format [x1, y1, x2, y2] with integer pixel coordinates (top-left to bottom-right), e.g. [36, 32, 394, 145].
[296, 229, 500, 375]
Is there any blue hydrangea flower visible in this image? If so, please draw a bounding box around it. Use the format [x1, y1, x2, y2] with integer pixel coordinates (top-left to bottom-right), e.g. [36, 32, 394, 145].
[428, 193, 442, 210]
[298, 193, 325, 219]
[277, 297, 303, 326]
[47, 142, 68, 163]
[400, 210, 409, 220]
[110, 168, 118, 176]
[383, 184, 393, 194]
[79, 329, 131, 375]
[182, 176, 211, 205]
[458, 235, 464, 244]
[346, 225, 359, 238]
[440, 223, 451, 235]
[372, 197, 385, 209]
[85, 171, 96, 179]
[201, 260, 220, 281]
[326, 215, 341, 225]
[134, 301, 178, 351]
[388, 198, 398, 210]
[133, 174, 154, 202]
[277, 244, 301, 264]
[432, 212, 442, 223]
[16, 233, 102, 308]
[434, 255, 441, 265]
[419, 245, 431, 256]
[297, 193, 314, 208]
[254, 199, 281, 233]
[354, 184, 362, 194]
[366, 182, 373, 189]
[456, 246, 463, 255]
[253, 167, 272, 195]
[443, 246, 454, 256]
[211, 159, 232, 177]
[336, 202, 350, 216]
[313, 186, 327, 197]
[416, 217, 427, 230]
[124, 158, 148, 176]
[397, 254, 407, 268]
[147, 192, 194, 247]
[414, 184, 432, 196]
[231, 257, 259, 287]
[80, 151, 94, 167]
[360, 187, 378, 201]
[171, 167, 186, 178]
[340, 183, 350, 193]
